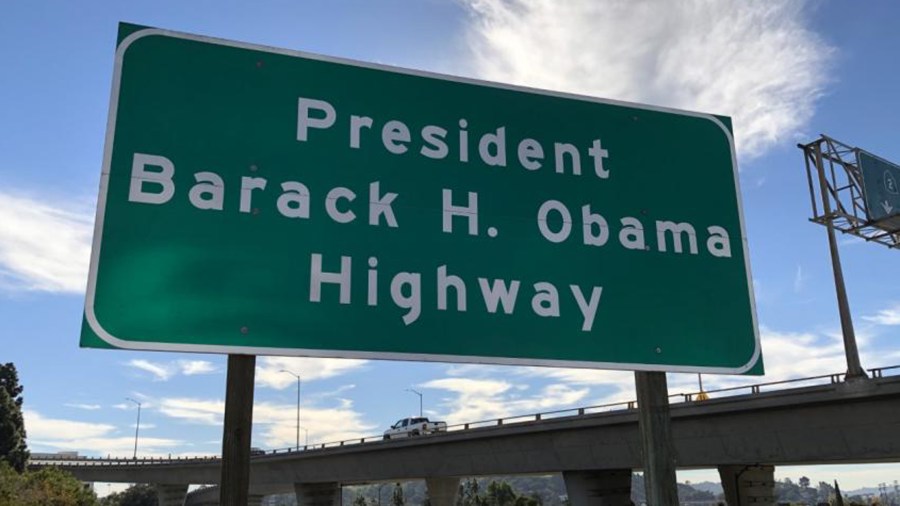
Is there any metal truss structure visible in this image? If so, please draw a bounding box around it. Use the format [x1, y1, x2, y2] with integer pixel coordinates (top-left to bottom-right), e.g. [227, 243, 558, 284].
[799, 135, 900, 249]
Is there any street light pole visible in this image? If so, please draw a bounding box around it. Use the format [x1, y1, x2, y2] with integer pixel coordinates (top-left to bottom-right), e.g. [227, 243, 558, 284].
[405, 388, 423, 417]
[125, 397, 141, 459]
[280, 370, 302, 450]
[299, 426, 309, 447]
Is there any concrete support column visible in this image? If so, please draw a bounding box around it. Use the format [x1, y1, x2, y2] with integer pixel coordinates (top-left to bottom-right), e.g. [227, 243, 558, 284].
[562, 470, 633, 506]
[296, 482, 341, 506]
[426, 477, 461, 506]
[156, 484, 188, 506]
[718, 465, 775, 506]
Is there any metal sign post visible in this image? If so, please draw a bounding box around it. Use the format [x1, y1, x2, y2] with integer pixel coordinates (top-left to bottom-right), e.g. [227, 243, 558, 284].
[635, 371, 678, 505]
[220, 355, 256, 505]
[811, 143, 865, 379]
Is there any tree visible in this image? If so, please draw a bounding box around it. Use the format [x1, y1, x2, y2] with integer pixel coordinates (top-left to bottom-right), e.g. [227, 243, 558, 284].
[98, 483, 156, 506]
[817, 481, 835, 504]
[514, 495, 542, 506]
[0, 363, 29, 472]
[353, 494, 369, 506]
[485, 481, 517, 506]
[0, 461, 98, 506]
[458, 479, 483, 506]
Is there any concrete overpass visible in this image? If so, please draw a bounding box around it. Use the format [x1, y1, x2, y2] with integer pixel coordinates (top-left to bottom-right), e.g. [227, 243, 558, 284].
[33, 371, 900, 505]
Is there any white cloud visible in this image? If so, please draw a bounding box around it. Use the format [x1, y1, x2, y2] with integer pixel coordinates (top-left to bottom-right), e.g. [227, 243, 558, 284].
[151, 394, 377, 449]
[423, 377, 513, 396]
[252, 401, 378, 449]
[179, 360, 218, 375]
[64, 403, 101, 411]
[24, 410, 181, 458]
[460, 0, 832, 159]
[126, 359, 219, 381]
[255, 356, 368, 389]
[421, 376, 589, 423]
[25, 410, 116, 439]
[863, 303, 900, 326]
[0, 191, 93, 293]
[157, 398, 224, 426]
[127, 359, 174, 381]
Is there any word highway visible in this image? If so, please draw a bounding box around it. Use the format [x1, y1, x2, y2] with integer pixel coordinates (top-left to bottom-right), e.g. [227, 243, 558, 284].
[310, 255, 603, 331]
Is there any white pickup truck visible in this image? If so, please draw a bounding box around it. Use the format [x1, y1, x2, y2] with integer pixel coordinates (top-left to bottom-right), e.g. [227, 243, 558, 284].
[383, 417, 447, 440]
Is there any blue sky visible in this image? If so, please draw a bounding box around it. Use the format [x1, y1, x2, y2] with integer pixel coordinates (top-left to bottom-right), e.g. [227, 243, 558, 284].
[2, 0, 900, 493]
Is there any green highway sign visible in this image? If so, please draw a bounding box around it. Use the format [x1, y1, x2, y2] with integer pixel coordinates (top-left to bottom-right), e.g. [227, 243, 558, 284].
[859, 150, 900, 222]
[82, 23, 761, 373]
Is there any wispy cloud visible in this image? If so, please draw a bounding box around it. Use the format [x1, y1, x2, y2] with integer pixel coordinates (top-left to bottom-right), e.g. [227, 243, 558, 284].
[180, 360, 218, 375]
[157, 398, 224, 426]
[127, 359, 173, 381]
[24, 410, 181, 458]
[0, 191, 93, 293]
[459, 0, 833, 159]
[793, 264, 806, 293]
[125, 359, 219, 381]
[64, 403, 102, 411]
[253, 400, 378, 448]
[863, 303, 900, 326]
[151, 395, 377, 448]
[421, 375, 589, 423]
[255, 357, 368, 389]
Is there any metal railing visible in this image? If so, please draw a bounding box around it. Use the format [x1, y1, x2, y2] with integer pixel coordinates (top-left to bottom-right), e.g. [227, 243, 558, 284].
[30, 454, 219, 466]
[33, 363, 900, 465]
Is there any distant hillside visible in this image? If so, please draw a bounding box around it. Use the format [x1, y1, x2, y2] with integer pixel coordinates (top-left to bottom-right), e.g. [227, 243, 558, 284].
[686, 482, 723, 495]
[846, 487, 880, 496]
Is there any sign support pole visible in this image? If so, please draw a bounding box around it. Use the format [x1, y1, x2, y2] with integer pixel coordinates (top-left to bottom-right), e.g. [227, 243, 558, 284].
[812, 142, 866, 380]
[635, 371, 678, 505]
[220, 354, 256, 505]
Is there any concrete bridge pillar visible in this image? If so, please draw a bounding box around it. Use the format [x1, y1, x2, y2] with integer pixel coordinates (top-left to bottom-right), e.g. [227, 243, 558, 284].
[156, 483, 188, 506]
[296, 481, 341, 506]
[562, 470, 633, 506]
[426, 477, 460, 506]
[718, 465, 775, 506]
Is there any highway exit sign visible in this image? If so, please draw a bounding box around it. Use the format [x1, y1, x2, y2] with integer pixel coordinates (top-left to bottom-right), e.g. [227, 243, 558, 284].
[82, 23, 762, 374]
[859, 150, 900, 222]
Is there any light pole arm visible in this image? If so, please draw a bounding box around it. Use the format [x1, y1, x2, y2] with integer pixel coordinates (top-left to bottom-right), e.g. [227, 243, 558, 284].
[406, 389, 423, 417]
